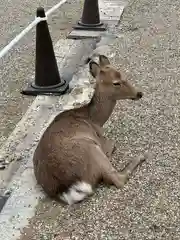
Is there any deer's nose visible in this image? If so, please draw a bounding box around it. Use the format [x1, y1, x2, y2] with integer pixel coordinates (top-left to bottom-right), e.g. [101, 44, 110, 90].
[136, 92, 143, 99]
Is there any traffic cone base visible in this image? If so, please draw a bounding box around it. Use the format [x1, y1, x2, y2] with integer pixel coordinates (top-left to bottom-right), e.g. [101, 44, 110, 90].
[73, 21, 106, 31]
[21, 79, 69, 96]
[73, 0, 107, 31]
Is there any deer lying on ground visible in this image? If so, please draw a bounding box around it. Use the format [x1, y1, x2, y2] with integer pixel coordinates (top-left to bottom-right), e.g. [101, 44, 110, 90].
[33, 55, 145, 205]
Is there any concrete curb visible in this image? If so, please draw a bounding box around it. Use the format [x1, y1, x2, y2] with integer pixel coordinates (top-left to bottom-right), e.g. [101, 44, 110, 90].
[0, 1, 126, 239]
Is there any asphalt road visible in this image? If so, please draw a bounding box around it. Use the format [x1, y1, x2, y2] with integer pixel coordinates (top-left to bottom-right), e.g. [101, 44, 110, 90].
[0, 0, 82, 147]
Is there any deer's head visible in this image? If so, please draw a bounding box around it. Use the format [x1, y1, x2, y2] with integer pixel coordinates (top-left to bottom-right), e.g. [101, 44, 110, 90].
[89, 55, 143, 101]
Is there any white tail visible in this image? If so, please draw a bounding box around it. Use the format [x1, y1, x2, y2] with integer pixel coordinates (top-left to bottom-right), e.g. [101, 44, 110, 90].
[59, 182, 93, 205]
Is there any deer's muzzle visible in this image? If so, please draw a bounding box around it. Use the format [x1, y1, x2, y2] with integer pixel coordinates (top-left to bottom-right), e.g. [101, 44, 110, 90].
[131, 91, 143, 100]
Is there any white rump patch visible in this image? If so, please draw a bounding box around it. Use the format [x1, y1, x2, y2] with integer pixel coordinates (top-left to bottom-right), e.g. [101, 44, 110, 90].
[59, 181, 93, 205]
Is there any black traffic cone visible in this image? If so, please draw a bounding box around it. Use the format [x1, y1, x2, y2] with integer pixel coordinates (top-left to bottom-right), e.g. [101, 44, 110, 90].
[21, 7, 68, 96]
[74, 0, 106, 31]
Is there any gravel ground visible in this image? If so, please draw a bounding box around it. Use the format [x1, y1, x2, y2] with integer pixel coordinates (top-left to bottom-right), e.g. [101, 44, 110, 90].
[19, 0, 180, 239]
[0, 0, 83, 147]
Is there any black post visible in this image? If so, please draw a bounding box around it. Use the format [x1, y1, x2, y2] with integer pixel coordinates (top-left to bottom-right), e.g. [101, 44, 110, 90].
[21, 7, 68, 96]
[73, 0, 106, 31]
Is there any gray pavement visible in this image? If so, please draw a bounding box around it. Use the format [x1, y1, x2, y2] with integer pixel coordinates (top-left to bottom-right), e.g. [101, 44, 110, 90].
[1, 0, 180, 239]
[0, 0, 82, 147]
[16, 0, 180, 239]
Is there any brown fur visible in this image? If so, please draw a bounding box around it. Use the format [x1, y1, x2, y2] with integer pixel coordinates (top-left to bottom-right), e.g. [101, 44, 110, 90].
[33, 55, 145, 202]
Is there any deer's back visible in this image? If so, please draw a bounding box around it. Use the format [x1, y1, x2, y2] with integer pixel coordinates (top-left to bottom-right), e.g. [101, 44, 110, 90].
[33, 108, 101, 195]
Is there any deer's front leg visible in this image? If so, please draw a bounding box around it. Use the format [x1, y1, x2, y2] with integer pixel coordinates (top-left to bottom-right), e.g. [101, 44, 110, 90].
[100, 154, 147, 188]
[101, 137, 116, 157]
[91, 141, 147, 189]
[102, 167, 127, 188]
[93, 124, 116, 157]
[91, 145, 125, 188]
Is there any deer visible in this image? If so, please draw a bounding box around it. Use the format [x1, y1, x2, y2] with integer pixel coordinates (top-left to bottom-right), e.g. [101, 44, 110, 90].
[33, 55, 146, 205]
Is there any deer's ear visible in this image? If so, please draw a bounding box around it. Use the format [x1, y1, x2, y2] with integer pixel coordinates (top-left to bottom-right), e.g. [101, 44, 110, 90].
[89, 61, 100, 78]
[99, 55, 110, 67]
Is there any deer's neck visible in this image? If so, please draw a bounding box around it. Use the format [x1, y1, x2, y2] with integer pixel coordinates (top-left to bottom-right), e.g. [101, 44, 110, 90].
[88, 85, 116, 126]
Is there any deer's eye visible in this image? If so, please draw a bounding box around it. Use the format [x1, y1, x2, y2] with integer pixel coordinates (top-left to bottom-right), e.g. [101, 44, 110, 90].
[113, 82, 121, 86]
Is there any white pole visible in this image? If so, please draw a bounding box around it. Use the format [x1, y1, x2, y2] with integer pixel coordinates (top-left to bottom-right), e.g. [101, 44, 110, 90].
[46, 0, 67, 16]
[0, 0, 67, 59]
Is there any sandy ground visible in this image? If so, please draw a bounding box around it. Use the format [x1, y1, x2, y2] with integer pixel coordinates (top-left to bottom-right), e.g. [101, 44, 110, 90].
[15, 0, 180, 239]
